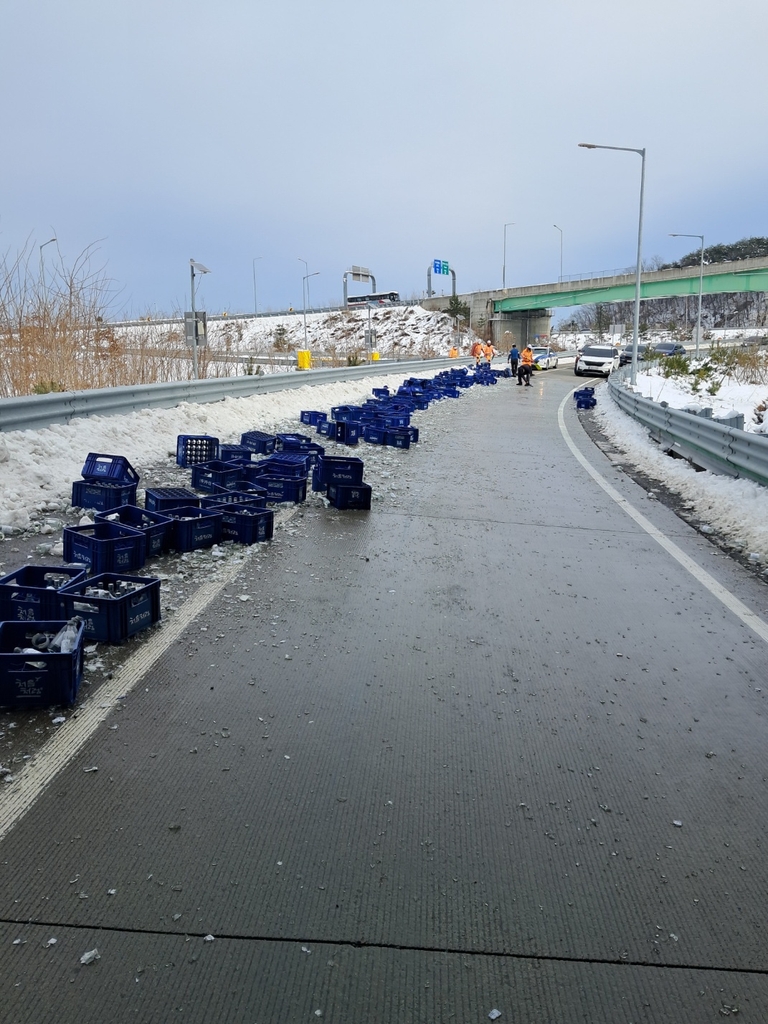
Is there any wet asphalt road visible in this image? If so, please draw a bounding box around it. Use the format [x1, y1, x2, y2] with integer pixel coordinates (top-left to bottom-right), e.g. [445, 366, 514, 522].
[1, 368, 767, 1023]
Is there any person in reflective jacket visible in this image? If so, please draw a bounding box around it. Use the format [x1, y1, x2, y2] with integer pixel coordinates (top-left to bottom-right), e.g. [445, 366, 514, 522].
[518, 345, 534, 386]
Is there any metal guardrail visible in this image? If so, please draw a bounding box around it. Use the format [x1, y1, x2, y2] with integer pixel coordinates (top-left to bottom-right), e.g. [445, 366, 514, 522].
[0, 357, 469, 433]
[607, 370, 768, 486]
[110, 300, 421, 330]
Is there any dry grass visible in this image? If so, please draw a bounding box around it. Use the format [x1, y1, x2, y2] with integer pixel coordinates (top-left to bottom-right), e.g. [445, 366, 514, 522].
[0, 241, 249, 397]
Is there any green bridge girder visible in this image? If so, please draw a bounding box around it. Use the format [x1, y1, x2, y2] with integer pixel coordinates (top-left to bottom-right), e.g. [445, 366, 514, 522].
[494, 268, 768, 313]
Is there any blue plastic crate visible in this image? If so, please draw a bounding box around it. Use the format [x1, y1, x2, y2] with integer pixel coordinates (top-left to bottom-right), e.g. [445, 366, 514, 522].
[72, 479, 138, 512]
[95, 505, 174, 559]
[362, 424, 387, 445]
[210, 481, 268, 499]
[300, 411, 324, 426]
[219, 444, 253, 462]
[385, 429, 411, 450]
[276, 432, 314, 449]
[261, 476, 307, 504]
[334, 421, 361, 446]
[574, 388, 596, 401]
[81, 453, 139, 486]
[59, 573, 161, 644]
[190, 460, 242, 493]
[331, 405, 365, 422]
[144, 487, 200, 513]
[316, 419, 335, 437]
[200, 490, 267, 510]
[327, 482, 372, 510]
[240, 430, 277, 455]
[315, 455, 365, 487]
[166, 507, 223, 552]
[276, 436, 325, 464]
[577, 397, 597, 409]
[176, 434, 219, 467]
[265, 453, 312, 477]
[210, 505, 275, 544]
[0, 619, 85, 708]
[63, 521, 146, 574]
[382, 412, 411, 427]
[0, 565, 88, 622]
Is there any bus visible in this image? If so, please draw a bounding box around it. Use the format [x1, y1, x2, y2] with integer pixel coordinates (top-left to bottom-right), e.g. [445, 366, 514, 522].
[346, 291, 400, 307]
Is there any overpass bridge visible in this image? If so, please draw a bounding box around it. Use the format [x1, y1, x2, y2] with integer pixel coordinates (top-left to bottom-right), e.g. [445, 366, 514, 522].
[422, 255, 768, 347]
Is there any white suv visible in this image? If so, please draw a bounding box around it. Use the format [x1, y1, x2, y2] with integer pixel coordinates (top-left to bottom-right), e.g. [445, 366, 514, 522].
[574, 345, 619, 377]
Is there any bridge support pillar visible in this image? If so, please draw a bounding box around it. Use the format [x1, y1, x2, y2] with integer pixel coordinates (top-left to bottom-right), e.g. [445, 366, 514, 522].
[491, 309, 551, 349]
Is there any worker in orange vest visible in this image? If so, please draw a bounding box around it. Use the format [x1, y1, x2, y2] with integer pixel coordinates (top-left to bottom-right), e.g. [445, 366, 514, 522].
[518, 345, 534, 386]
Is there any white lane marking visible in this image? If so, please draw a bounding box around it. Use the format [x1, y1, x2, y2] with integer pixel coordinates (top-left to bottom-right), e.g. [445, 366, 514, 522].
[0, 510, 298, 845]
[558, 390, 768, 646]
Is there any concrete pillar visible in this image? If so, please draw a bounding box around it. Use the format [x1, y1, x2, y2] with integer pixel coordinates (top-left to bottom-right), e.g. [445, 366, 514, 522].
[491, 310, 551, 349]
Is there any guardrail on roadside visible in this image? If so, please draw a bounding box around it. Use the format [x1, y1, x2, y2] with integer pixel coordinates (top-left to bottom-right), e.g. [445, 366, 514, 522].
[607, 369, 768, 486]
[0, 357, 471, 434]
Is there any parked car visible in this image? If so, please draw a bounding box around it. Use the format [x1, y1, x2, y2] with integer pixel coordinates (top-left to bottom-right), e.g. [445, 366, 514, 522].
[532, 346, 559, 370]
[619, 343, 649, 366]
[574, 345, 619, 377]
[652, 342, 688, 358]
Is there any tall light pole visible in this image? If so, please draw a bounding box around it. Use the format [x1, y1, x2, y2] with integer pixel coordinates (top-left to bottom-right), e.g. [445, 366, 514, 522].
[579, 142, 646, 386]
[302, 270, 319, 349]
[298, 257, 318, 311]
[252, 256, 263, 314]
[502, 222, 514, 289]
[553, 224, 563, 283]
[670, 233, 704, 359]
[39, 236, 57, 314]
[189, 258, 211, 380]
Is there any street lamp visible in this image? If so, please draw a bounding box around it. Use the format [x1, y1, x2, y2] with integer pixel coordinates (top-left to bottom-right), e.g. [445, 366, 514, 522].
[502, 222, 514, 289]
[670, 233, 704, 359]
[579, 142, 646, 386]
[189, 258, 211, 380]
[39, 236, 56, 311]
[302, 269, 319, 349]
[252, 257, 262, 314]
[553, 224, 563, 283]
[298, 257, 318, 311]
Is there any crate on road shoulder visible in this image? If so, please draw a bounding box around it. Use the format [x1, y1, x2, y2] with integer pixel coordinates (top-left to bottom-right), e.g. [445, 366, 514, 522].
[81, 453, 139, 486]
[144, 487, 200, 513]
[63, 521, 146, 574]
[190, 460, 242, 493]
[0, 565, 88, 622]
[0, 619, 85, 708]
[240, 430, 277, 455]
[176, 434, 219, 467]
[211, 505, 275, 544]
[327, 482, 372, 510]
[165, 507, 223, 552]
[95, 505, 173, 559]
[59, 573, 161, 644]
[72, 479, 138, 512]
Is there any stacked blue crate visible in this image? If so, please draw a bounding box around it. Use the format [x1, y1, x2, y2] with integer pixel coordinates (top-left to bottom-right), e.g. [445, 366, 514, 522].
[72, 452, 139, 511]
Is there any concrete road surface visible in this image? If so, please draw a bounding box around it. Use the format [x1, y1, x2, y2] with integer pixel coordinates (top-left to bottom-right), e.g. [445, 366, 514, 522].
[1, 368, 767, 1023]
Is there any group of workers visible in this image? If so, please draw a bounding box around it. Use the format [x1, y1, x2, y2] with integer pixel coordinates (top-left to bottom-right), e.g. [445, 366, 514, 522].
[468, 340, 497, 366]
[453, 339, 534, 386]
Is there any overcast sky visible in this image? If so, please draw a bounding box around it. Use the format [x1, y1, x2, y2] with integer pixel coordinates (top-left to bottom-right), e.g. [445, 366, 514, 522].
[3, 0, 767, 318]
